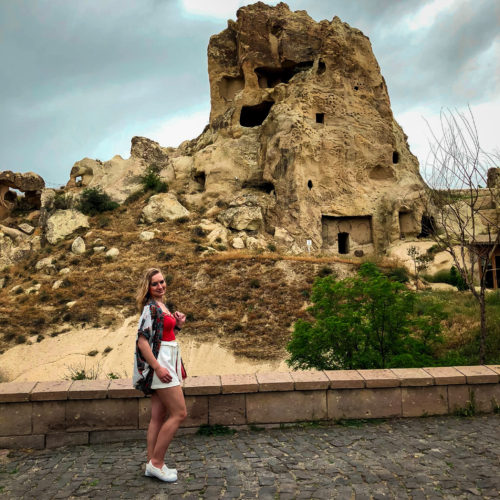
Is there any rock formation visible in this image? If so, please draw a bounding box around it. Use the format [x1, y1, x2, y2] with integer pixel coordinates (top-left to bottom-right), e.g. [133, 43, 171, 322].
[0, 171, 44, 220]
[64, 2, 430, 255]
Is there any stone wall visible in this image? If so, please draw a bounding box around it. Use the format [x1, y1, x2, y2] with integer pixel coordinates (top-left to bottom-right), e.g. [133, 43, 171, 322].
[0, 366, 499, 450]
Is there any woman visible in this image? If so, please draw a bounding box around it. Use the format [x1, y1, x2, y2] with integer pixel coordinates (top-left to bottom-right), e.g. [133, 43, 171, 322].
[132, 267, 187, 482]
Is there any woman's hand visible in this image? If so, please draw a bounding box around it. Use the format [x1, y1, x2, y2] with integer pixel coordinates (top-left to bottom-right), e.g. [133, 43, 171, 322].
[155, 365, 172, 383]
[174, 311, 186, 328]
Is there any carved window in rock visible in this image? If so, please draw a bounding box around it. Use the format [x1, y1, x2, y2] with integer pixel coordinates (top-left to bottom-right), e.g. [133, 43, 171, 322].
[393, 151, 400, 164]
[338, 232, 349, 254]
[316, 113, 324, 124]
[398, 211, 419, 239]
[194, 172, 206, 191]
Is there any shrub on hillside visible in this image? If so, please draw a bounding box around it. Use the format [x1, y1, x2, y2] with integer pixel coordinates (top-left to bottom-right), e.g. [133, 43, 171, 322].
[78, 188, 119, 216]
[140, 164, 168, 193]
[286, 262, 443, 371]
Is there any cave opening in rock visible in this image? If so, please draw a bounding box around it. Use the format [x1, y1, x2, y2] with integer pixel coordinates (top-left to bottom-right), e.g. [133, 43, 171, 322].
[242, 180, 275, 194]
[240, 101, 274, 127]
[75, 175, 83, 186]
[393, 151, 400, 164]
[419, 215, 436, 237]
[307, 180, 313, 190]
[354, 85, 359, 91]
[338, 232, 349, 254]
[194, 172, 206, 191]
[316, 113, 324, 124]
[255, 61, 313, 88]
[317, 60, 326, 75]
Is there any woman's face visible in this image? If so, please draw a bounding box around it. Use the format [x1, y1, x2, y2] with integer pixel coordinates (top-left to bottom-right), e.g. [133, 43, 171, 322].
[149, 272, 166, 301]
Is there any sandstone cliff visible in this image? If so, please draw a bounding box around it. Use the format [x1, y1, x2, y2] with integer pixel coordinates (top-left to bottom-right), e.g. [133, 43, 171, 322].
[65, 2, 428, 255]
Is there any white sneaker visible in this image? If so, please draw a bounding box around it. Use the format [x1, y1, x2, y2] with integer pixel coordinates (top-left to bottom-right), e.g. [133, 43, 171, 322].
[145, 460, 177, 482]
[145, 462, 177, 477]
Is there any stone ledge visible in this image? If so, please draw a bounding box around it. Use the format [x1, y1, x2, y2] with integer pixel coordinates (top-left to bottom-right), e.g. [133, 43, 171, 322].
[422, 367, 466, 385]
[31, 380, 72, 401]
[221, 374, 258, 394]
[68, 379, 110, 399]
[455, 366, 499, 384]
[324, 370, 365, 389]
[108, 378, 143, 398]
[183, 375, 221, 395]
[256, 372, 294, 392]
[360, 369, 400, 388]
[391, 368, 434, 387]
[290, 370, 329, 390]
[0, 381, 37, 403]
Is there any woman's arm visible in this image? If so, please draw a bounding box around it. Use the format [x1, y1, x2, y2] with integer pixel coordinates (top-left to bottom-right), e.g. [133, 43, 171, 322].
[137, 335, 172, 383]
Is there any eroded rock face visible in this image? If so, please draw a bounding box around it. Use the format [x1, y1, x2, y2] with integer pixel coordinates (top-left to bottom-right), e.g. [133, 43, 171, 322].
[0, 171, 45, 220]
[63, 3, 430, 256]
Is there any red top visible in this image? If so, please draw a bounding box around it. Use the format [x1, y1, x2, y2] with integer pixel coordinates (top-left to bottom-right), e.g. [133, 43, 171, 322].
[162, 313, 177, 341]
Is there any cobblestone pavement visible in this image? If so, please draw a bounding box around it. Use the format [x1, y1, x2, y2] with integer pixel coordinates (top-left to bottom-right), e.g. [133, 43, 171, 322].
[0, 415, 499, 499]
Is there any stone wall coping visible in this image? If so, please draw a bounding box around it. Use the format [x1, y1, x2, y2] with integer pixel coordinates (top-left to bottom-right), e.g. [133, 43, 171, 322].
[422, 367, 466, 385]
[359, 369, 400, 388]
[68, 379, 110, 399]
[183, 375, 222, 396]
[0, 367, 498, 403]
[220, 374, 258, 394]
[0, 381, 37, 403]
[290, 370, 330, 390]
[391, 368, 434, 387]
[454, 365, 499, 384]
[324, 370, 365, 389]
[256, 372, 294, 392]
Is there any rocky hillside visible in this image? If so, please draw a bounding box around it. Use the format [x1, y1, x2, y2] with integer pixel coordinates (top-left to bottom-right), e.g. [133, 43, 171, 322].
[0, 191, 360, 360]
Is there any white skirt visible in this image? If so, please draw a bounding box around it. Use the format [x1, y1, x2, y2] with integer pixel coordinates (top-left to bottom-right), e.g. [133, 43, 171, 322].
[151, 341, 182, 389]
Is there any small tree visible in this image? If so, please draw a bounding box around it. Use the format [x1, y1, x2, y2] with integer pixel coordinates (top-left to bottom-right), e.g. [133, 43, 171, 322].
[286, 262, 442, 370]
[421, 108, 500, 362]
[407, 245, 432, 290]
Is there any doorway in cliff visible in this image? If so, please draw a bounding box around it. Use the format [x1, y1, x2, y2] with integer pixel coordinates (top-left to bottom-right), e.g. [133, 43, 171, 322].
[338, 233, 349, 254]
[240, 101, 274, 127]
[419, 215, 436, 237]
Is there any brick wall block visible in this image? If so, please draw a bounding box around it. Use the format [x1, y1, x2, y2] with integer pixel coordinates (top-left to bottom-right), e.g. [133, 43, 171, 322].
[0, 402, 32, 436]
[468, 384, 500, 413]
[46, 432, 89, 448]
[448, 385, 473, 413]
[402, 386, 448, 417]
[33, 401, 66, 434]
[89, 429, 146, 444]
[0, 434, 45, 449]
[138, 398, 151, 429]
[66, 399, 138, 431]
[209, 394, 246, 425]
[246, 391, 327, 423]
[182, 395, 208, 427]
[328, 388, 401, 419]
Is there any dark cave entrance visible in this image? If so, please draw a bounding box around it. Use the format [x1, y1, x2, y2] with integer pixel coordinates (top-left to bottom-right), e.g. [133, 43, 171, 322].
[240, 101, 274, 127]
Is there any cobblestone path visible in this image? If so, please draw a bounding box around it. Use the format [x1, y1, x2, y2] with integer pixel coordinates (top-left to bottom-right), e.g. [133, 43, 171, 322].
[0, 415, 499, 499]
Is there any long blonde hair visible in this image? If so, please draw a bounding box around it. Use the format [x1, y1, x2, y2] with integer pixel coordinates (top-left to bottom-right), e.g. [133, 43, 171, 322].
[136, 267, 163, 312]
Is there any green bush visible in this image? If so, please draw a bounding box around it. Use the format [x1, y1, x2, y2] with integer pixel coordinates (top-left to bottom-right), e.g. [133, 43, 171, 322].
[78, 188, 119, 216]
[286, 262, 443, 371]
[140, 164, 168, 193]
[384, 266, 409, 283]
[423, 266, 467, 291]
[53, 191, 72, 210]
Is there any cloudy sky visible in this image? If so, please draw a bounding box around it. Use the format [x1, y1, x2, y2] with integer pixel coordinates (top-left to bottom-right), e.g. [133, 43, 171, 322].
[1, 0, 498, 187]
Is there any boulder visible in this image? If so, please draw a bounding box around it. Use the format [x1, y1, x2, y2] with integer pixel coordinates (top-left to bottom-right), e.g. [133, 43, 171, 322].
[45, 209, 89, 244]
[141, 193, 190, 223]
[140, 231, 155, 241]
[231, 237, 245, 249]
[18, 223, 35, 235]
[35, 257, 54, 271]
[71, 237, 86, 255]
[106, 247, 120, 258]
[217, 206, 263, 231]
[246, 236, 267, 250]
[0, 171, 45, 220]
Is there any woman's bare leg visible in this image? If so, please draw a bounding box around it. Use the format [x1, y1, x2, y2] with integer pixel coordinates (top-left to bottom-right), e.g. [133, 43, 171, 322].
[147, 392, 167, 461]
[150, 385, 187, 468]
